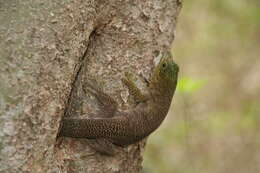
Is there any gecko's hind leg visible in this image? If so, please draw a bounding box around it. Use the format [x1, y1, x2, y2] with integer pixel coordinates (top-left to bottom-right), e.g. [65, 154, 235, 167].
[83, 81, 118, 118]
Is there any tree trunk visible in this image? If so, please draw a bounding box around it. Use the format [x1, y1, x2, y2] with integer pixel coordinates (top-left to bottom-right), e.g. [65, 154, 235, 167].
[0, 0, 181, 172]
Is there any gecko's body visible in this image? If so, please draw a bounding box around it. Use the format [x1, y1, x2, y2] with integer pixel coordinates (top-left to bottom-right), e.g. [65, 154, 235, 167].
[59, 51, 179, 146]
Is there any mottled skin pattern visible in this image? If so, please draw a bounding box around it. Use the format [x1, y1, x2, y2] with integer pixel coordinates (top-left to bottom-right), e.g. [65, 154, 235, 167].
[59, 51, 179, 147]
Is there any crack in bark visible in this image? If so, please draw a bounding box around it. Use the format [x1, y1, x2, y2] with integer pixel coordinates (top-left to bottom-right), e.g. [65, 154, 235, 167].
[57, 28, 98, 137]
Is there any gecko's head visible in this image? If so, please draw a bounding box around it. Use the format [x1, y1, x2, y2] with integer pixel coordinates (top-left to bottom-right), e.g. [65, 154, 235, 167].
[155, 51, 179, 87]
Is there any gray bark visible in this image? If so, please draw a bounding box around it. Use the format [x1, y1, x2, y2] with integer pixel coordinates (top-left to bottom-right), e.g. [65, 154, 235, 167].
[0, 0, 181, 172]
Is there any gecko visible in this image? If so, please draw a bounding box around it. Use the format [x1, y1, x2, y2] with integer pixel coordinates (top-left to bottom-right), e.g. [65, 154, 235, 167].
[58, 51, 179, 153]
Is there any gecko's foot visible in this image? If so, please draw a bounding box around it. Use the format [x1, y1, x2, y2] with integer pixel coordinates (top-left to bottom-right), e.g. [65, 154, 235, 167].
[87, 139, 118, 156]
[139, 73, 150, 87]
[83, 78, 104, 96]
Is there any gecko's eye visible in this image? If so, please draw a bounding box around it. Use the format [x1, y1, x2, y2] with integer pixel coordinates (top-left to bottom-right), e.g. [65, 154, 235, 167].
[162, 63, 166, 68]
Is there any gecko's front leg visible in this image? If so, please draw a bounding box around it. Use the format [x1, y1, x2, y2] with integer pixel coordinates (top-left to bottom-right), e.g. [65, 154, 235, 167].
[121, 72, 149, 104]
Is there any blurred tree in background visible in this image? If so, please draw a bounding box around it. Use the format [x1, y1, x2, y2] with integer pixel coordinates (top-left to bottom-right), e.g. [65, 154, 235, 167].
[143, 0, 260, 172]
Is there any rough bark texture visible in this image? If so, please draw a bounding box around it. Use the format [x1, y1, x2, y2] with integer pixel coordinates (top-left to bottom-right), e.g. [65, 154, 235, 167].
[0, 0, 181, 172]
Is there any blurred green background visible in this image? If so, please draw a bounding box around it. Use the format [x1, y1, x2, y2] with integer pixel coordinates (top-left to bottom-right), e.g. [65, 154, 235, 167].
[143, 0, 260, 172]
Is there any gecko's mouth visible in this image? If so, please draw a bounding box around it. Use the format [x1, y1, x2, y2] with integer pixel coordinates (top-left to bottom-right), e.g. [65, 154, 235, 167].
[170, 61, 179, 79]
[172, 62, 179, 74]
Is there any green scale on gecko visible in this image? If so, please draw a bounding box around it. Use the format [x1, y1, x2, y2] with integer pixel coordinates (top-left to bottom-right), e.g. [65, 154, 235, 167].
[58, 51, 179, 147]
